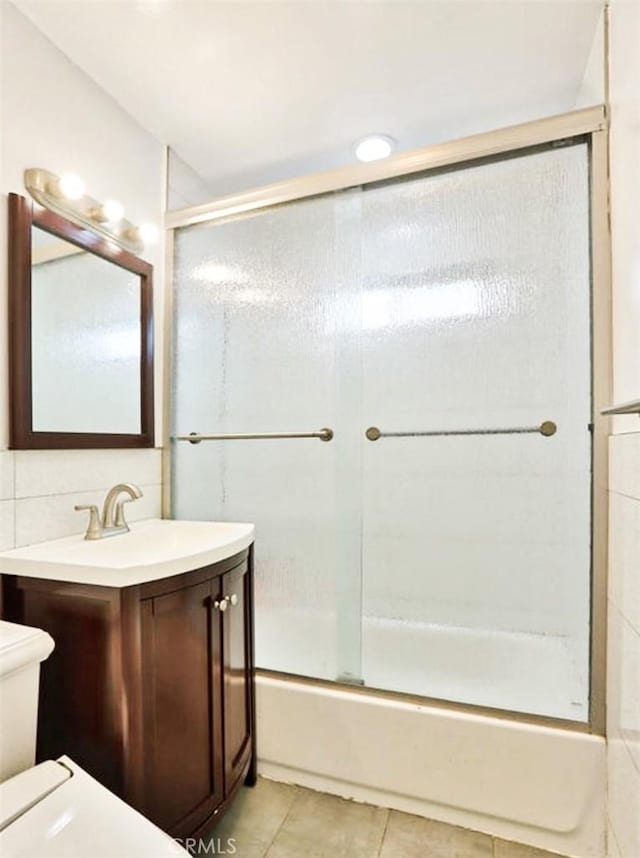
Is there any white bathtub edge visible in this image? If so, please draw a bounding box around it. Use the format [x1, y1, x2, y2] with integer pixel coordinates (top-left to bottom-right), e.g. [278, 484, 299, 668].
[256, 675, 606, 858]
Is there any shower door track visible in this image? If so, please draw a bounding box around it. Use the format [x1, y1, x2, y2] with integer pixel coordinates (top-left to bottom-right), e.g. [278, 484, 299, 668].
[162, 105, 611, 735]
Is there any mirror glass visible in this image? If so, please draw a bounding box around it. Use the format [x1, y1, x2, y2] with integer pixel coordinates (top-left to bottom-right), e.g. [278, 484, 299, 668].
[30, 225, 142, 434]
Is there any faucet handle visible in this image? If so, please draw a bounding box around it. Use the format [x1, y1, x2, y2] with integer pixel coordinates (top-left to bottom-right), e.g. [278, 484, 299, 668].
[75, 504, 102, 540]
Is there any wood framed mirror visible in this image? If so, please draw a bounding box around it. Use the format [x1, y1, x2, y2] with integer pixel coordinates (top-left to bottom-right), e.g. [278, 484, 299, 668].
[8, 193, 154, 449]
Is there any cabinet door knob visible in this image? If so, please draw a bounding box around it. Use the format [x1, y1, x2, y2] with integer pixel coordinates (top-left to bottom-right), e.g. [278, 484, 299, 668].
[214, 597, 229, 612]
[228, 594, 239, 607]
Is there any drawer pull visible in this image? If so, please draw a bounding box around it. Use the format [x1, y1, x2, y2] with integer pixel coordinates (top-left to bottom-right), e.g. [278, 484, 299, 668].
[228, 594, 239, 607]
[214, 597, 229, 612]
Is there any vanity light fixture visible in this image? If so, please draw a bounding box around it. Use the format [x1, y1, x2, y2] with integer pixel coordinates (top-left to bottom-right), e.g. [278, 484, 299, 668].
[52, 172, 86, 200]
[354, 134, 396, 163]
[24, 168, 157, 254]
[91, 199, 125, 223]
[138, 223, 159, 245]
[123, 223, 159, 246]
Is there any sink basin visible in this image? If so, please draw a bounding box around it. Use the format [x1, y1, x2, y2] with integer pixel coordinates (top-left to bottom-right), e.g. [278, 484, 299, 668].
[0, 519, 254, 587]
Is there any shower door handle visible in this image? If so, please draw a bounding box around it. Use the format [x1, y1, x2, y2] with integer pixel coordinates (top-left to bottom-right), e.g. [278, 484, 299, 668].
[174, 428, 334, 444]
[365, 421, 557, 440]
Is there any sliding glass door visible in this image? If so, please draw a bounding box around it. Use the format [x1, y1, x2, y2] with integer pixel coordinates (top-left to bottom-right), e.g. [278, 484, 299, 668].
[359, 143, 591, 720]
[171, 191, 364, 682]
[171, 140, 592, 720]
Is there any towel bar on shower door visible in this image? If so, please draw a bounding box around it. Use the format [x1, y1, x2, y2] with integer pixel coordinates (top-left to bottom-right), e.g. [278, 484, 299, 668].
[173, 428, 334, 444]
[364, 421, 557, 440]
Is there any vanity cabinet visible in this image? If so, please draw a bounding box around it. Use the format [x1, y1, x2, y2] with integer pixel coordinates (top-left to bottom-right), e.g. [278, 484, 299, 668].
[1, 547, 256, 838]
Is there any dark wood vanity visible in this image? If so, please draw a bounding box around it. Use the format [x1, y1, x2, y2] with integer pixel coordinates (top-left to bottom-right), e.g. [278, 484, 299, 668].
[1, 546, 256, 838]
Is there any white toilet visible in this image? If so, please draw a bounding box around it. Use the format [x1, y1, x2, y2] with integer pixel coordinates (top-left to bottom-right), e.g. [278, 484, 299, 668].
[0, 620, 54, 782]
[0, 620, 189, 856]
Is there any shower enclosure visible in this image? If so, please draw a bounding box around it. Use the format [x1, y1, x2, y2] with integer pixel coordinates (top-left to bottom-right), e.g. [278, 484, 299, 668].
[167, 108, 609, 730]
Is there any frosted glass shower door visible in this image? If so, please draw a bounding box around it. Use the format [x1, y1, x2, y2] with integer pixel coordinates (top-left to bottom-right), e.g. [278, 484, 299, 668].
[172, 192, 363, 682]
[172, 139, 593, 721]
[360, 143, 592, 720]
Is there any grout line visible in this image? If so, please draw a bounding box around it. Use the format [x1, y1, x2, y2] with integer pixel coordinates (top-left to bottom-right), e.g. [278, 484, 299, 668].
[608, 596, 640, 642]
[263, 784, 299, 857]
[617, 721, 640, 779]
[609, 488, 640, 503]
[375, 807, 392, 858]
[11, 453, 18, 548]
[607, 811, 624, 858]
[13, 453, 17, 549]
[609, 729, 640, 777]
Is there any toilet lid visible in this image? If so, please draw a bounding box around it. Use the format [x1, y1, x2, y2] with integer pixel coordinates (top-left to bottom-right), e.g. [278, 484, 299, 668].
[0, 757, 189, 857]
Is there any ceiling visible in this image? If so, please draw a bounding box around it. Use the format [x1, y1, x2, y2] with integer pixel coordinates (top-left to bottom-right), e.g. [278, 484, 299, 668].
[14, 0, 603, 201]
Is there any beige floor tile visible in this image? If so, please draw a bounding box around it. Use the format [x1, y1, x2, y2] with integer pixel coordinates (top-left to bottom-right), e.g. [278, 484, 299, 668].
[199, 780, 568, 858]
[266, 788, 389, 858]
[379, 810, 493, 858]
[493, 841, 567, 858]
[201, 777, 297, 857]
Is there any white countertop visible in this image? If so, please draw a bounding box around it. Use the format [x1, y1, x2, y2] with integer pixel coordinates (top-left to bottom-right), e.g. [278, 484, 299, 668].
[0, 518, 254, 588]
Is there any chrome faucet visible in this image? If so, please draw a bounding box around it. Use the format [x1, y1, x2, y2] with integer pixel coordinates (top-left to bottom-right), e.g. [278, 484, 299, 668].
[75, 483, 143, 540]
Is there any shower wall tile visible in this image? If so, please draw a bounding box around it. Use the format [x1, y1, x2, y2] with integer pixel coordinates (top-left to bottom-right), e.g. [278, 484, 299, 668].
[609, 433, 640, 501]
[607, 602, 640, 771]
[608, 820, 623, 858]
[608, 491, 640, 636]
[607, 433, 640, 858]
[607, 735, 640, 858]
[608, 0, 640, 853]
[608, 434, 640, 858]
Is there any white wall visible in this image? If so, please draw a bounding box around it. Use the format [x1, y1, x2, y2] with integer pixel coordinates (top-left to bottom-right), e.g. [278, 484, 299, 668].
[167, 148, 212, 211]
[575, 8, 605, 108]
[0, 4, 165, 550]
[606, 1, 640, 856]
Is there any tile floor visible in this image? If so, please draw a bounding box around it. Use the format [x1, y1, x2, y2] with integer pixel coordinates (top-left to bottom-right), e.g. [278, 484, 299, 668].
[201, 777, 568, 858]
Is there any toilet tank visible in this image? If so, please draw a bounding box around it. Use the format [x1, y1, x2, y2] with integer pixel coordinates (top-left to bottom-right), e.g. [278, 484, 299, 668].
[0, 621, 54, 781]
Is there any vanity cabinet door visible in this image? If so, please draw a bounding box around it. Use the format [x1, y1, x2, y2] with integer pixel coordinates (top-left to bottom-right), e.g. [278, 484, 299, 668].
[140, 578, 224, 834]
[221, 563, 253, 793]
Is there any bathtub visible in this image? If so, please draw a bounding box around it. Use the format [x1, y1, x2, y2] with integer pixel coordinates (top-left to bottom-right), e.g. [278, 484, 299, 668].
[256, 673, 606, 858]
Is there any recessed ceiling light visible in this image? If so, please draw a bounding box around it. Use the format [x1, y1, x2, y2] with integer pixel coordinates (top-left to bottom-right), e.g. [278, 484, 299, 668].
[354, 135, 395, 163]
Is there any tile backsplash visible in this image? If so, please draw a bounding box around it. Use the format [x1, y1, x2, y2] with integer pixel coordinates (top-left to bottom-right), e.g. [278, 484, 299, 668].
[0, 448, 162, 550]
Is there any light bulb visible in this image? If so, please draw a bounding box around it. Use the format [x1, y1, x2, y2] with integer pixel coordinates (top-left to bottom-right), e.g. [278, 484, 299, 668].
[57, 173, 85, 200]
[138, 223, 159, 245]
[354, 135, 395, 163]
[102, 199, 124, 222]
